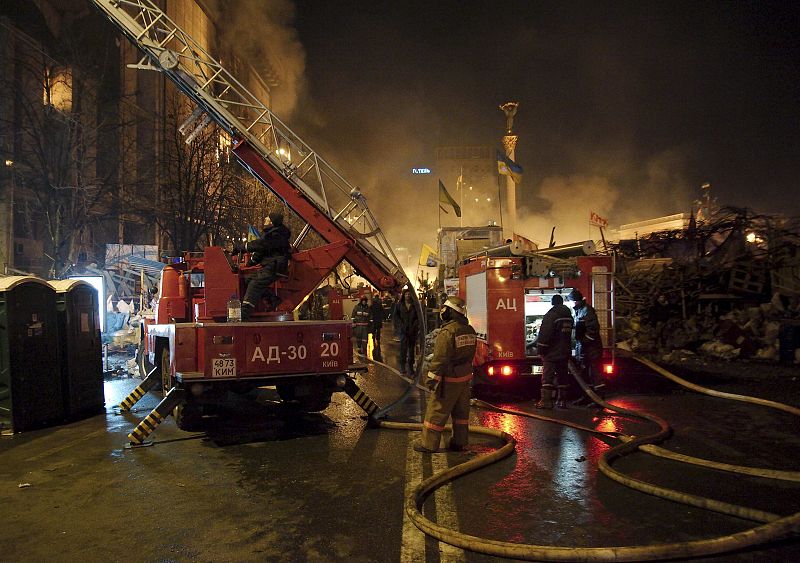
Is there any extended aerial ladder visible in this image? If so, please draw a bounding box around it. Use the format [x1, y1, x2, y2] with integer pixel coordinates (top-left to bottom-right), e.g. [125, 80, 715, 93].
[91, 1, 425, 442]
[90, 0, 407, 292]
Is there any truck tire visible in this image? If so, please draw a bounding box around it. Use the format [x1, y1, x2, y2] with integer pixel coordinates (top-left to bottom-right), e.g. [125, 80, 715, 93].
[174, 402, 203, 431]
[136, 339, 147, 378]
[160, 346, 171, 393]
[277, 383, 332, 412]
[298, 392, 332, 412]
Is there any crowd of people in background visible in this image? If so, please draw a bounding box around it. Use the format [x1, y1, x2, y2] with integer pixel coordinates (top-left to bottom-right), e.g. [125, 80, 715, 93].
[351, 288, 422, 372]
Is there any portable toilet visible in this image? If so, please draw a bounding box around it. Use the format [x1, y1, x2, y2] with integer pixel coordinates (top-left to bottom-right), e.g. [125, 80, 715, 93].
[50, 279, 104, 420]
[0, 276, 62, 432]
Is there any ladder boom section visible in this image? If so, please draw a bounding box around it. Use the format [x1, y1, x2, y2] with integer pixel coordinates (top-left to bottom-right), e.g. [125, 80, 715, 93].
[90, 0, 407, 290]
[234, 142, 405, 290]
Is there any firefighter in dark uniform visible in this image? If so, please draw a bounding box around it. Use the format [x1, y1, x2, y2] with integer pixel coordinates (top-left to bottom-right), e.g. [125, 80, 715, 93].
[368, 292, 384, 361]
[535, 294, 574, 409]
[240, 212, 291, 320]
[415, 296, 477, 453]
[568, 288, 605, 405]
[351, 295, 371, 355]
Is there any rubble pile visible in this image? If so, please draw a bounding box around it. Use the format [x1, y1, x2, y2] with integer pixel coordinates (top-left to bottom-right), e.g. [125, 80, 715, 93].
[612, 207, 800, 363]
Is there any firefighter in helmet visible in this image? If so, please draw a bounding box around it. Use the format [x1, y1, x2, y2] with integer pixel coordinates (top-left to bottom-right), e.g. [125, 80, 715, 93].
[351, 294, 371, 355]
[568, 288, 605, 405]
[239, 212, 291, 320]
[415, 296, 477, 453]
[535, 294, 574, 409]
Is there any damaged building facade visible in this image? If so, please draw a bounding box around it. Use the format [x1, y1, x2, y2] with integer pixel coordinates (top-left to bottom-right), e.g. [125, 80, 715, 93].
[0, 0, 283, 279]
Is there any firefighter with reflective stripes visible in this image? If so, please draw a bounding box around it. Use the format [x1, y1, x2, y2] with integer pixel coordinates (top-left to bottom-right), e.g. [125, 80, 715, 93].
[415, 297, 477, 453]
[351, 295, 371, 355]
[535, 294, 574, 409]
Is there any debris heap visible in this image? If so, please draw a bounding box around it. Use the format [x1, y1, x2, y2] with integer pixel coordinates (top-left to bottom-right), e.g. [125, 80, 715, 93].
[612, 207, 800, 363]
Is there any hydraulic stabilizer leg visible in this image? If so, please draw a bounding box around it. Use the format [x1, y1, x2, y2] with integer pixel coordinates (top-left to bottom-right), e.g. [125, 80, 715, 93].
[117, 365, 160, 412]
[343, 377, 381, 419]
[127, 387, 186, 445]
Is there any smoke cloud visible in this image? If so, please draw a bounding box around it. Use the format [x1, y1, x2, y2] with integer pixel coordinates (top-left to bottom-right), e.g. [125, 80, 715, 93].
[205, 0, 306, 118]
[216, 1, 797, 272]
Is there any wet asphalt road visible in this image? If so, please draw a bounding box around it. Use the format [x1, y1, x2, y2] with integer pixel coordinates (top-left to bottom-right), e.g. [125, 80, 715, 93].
[1, 341, 799, 562]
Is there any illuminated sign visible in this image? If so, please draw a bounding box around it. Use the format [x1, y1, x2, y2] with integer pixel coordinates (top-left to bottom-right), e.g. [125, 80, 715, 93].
[411, 168, 431, 174]
[589, 211, 608, 228]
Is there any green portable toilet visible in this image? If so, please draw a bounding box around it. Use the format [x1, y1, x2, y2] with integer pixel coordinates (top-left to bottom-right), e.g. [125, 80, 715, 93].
[0, 276, 63, 432]
[50, 279, 104, 420]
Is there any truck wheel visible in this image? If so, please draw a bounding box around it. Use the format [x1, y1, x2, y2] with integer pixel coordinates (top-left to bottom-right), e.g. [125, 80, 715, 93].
[174, 402, 203, 431]
[297, 392, 332, 412]
[136, 339, 147, 378]
[136, 326, 153, 379]
[160, 346, 171, 393]
[277, 384, 332, 412]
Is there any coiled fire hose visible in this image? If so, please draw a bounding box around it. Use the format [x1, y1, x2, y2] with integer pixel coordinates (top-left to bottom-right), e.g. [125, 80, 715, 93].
[370, 353, 800, 561]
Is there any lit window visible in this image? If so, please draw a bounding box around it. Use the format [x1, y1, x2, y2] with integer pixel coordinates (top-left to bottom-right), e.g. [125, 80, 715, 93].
[43, 66, 72, 112]
[217, 132, 231, 163]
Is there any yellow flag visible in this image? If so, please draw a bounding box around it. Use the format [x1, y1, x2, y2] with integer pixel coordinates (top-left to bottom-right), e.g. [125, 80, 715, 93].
[418, 244, 440, 267]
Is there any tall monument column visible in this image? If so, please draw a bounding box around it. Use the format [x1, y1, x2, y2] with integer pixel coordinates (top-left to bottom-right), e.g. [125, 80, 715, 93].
[499, 102, 519, 241]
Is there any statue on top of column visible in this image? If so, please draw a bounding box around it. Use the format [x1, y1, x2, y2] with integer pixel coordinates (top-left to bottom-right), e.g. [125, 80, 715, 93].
[499, 102, 519, 135]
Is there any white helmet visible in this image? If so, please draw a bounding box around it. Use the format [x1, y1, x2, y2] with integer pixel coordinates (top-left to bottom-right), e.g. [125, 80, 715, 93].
[442, 296, 467, 316]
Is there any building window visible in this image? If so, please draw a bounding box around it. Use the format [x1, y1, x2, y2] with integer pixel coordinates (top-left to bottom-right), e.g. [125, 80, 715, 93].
[43, 66, 73, 112]
[218, 131, 231, 164]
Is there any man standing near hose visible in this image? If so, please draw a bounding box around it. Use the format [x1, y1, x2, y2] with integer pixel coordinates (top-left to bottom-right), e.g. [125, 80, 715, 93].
[351, 294, 371, 355]
[535, 294, 574, 409]
[568, 288, 604, 405]
[368, 292, 384, 361]
[415, 296, 477, 453]
[395, 288, 419, 375]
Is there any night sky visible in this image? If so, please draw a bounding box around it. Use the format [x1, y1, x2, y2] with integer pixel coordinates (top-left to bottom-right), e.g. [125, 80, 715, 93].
[277, 1, 799, 252]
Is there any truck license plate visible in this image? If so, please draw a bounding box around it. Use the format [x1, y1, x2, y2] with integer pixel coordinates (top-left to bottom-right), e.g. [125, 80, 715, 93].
[212, 358, 236, 378]
[532, 365, 543, 375]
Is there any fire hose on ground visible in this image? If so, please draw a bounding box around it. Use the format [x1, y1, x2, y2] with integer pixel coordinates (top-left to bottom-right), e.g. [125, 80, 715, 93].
[369, 352, 800, 561]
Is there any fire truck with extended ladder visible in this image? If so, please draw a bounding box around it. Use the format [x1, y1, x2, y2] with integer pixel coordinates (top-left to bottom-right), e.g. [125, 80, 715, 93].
[457, 239, 616, 392]
[90, 0, 417, 444]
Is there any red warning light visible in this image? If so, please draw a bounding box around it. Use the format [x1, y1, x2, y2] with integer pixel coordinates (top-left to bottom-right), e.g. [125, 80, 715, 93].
[488, 365, 516, 377]
[603, 363, 614, 375]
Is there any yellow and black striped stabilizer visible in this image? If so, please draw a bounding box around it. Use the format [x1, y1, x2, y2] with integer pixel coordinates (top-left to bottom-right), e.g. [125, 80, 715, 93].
[118, 366, 160, 412]
[343, 377, 381, 418]
[127, 387, 186, 445]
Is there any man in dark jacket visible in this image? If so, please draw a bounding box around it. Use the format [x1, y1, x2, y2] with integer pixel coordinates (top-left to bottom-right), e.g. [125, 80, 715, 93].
[395, 288, 419, 375]
[240, 212, 291, 320]
[568, 288, 604, 405]
[368, 292, 384, 361]
[351, 295, 371, 355]
[535, 294, 574, 409]
[415, 296, 477, 453]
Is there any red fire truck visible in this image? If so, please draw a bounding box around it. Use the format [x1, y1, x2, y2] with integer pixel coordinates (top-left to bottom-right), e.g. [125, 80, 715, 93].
[457, 240, 615, 388]
[92, 0, 415, 443]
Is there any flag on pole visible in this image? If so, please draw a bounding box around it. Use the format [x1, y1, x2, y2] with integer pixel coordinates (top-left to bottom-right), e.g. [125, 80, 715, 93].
[418, 243, 440, 267]
[247, 225, 261, 241]
[496, 150, 523, 183]
[439, 180, 461, 217]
